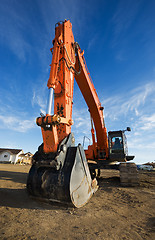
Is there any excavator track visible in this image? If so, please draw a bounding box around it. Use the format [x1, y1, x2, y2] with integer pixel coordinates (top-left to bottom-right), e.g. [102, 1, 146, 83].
[119, 163, 139, 186]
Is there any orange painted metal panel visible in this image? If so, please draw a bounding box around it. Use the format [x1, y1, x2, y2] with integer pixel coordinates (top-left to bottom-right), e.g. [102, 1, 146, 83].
[75, 50, 109, 159]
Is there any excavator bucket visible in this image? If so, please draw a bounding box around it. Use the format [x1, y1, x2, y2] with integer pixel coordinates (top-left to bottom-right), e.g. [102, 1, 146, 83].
[27, 134, 98, 208]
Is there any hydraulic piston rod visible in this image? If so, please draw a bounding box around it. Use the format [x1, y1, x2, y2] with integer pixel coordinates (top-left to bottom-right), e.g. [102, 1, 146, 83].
[47, 88, 54, 115]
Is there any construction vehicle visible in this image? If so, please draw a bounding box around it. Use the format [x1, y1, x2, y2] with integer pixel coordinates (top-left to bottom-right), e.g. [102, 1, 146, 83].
[27, 20, 139, 208]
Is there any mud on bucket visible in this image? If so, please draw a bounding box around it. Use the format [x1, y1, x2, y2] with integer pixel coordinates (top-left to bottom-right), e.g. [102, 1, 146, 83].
[27, 144, 98, 208]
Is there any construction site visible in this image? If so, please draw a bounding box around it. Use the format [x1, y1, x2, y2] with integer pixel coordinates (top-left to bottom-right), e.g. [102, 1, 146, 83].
[0, 7, 155, 239]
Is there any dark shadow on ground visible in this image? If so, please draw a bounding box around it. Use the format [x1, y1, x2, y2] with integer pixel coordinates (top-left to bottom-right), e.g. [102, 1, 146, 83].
[0, 187, 70, 210]
[98, 176, 120, 190]
[0, 170, 28, 184]
[0, 170, 70, 210]
[145, 217, 155, 233]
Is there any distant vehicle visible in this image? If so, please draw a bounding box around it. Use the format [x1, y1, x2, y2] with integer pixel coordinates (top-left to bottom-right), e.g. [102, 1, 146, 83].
[137, 165, 153, 171]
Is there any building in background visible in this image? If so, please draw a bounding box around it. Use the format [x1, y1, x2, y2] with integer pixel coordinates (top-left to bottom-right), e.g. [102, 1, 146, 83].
[18, 152, 33, 165]
[0, 148, 33, 164]
[0, 148, 23, 163]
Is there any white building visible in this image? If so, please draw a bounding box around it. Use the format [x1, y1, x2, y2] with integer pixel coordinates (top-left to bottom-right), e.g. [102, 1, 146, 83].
[0, 148, 23, 164]
[18, 152, 33, 164]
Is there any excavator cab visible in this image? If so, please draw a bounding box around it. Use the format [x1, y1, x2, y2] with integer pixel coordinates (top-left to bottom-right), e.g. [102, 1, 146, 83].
[108, 128, 134, 162]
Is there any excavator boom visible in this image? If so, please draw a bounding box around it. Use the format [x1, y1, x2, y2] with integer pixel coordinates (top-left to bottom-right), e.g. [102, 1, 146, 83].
[37, 20, 75, 153]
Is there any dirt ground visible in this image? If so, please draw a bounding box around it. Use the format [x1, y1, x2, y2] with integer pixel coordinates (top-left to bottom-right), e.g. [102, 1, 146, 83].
[0, 164, 155, 240]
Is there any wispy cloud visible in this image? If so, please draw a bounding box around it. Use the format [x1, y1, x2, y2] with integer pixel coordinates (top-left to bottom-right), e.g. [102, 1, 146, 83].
[140, 114, 155, 131]
[31, 80, 48, 115]
[32, 90, 47, 115]
[102, 82, 155, 121]
[87, 34, 98, 50]
[111, 0, 141, 45]
[111, 0, 155, 64]
[0, 1, 33, 61]
[0, 0, 51, 65]
[72, 81, 155, 163]
[72, 106, 91, 145]
[0, 115, 35, 133]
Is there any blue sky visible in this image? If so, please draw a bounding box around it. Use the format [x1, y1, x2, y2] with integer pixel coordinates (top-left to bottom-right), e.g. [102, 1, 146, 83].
[0, 0, 155, 164]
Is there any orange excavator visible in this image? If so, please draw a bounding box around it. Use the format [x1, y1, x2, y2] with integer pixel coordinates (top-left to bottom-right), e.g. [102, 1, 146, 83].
[27, 20, 138, 208]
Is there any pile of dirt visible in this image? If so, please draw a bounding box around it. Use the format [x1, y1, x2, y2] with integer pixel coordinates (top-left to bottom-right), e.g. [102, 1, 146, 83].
[0, 164, 155, 240]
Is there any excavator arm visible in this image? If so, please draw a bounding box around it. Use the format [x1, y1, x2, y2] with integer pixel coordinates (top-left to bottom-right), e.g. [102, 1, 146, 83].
[74, 45, 109, 160]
